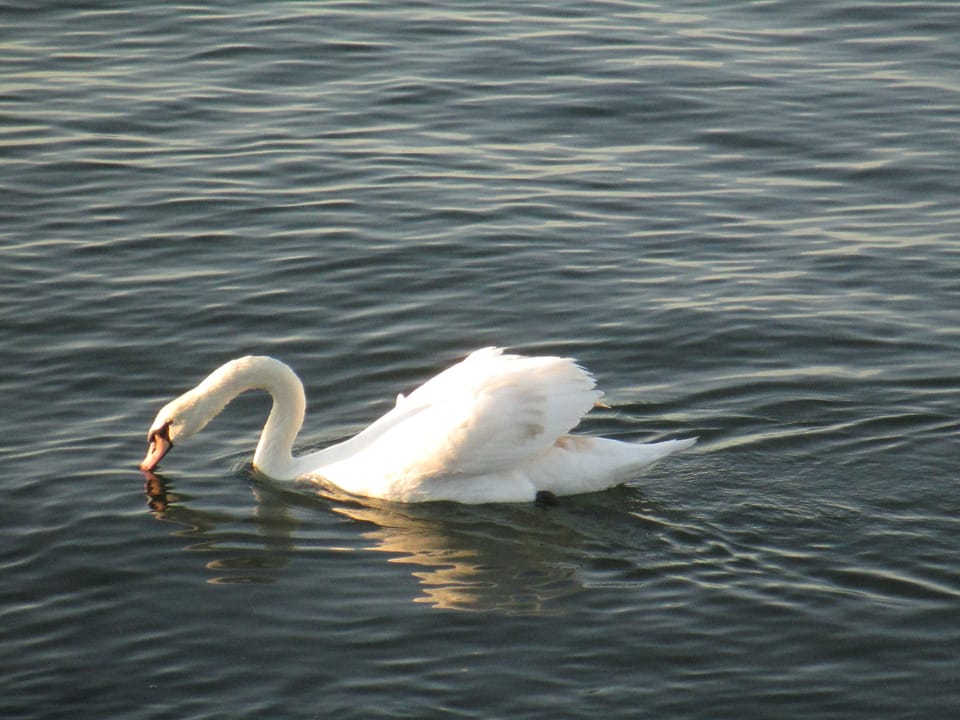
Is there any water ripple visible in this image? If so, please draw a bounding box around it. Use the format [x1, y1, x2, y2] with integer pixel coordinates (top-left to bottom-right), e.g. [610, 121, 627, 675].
[3, 1, 960, 718]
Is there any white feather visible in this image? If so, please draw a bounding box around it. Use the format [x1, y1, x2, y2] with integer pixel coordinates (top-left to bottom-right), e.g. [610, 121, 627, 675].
[141, 348, 695, 504]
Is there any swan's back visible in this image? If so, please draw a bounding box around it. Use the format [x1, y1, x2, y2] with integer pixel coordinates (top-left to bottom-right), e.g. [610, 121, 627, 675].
[309, 348, 603, 498]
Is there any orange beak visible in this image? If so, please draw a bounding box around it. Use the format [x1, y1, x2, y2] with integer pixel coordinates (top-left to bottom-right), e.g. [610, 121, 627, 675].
[140, 424, 172, 472]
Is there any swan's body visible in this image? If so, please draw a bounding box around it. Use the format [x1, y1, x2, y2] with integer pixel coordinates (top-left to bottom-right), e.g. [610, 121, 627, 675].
[141, 348, 695, 504]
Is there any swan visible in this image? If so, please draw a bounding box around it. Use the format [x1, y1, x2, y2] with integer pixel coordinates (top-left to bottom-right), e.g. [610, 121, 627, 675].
[140, 348, 696, 504]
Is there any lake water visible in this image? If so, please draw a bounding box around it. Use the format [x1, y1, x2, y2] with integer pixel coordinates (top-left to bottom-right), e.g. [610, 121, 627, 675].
[2, 1, 958, 718]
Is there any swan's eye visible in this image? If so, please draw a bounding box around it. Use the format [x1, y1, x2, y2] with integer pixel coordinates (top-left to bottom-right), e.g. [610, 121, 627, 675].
[149, 421, 173, 446]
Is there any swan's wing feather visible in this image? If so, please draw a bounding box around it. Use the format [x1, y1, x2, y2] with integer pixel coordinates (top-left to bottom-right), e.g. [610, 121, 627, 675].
[373, 348, 601, 480]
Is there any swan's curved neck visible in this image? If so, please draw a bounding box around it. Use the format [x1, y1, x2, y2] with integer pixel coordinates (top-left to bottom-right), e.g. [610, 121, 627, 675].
[196, 356, 306, 479]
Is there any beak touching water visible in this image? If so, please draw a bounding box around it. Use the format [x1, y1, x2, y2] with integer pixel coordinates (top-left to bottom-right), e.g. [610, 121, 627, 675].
[140, 423, 172, 472]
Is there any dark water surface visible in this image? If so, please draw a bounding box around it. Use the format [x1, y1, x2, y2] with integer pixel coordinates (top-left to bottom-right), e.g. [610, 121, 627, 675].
[2, 1, 959, 718]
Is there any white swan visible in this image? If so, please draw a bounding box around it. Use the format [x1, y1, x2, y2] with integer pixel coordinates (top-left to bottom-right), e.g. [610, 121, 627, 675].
[140, 348, 695, 504]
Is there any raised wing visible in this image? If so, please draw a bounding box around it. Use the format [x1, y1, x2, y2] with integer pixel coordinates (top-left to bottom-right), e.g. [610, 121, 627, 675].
[365, 347, 601, 482]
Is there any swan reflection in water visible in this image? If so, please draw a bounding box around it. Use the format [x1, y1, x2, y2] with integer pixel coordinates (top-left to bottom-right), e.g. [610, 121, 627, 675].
[143, 471, 300, 584]
[142, 470, 621, 613]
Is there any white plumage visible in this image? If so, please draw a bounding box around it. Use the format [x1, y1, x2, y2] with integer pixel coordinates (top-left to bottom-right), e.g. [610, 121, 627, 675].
[141, 348, 695, 504]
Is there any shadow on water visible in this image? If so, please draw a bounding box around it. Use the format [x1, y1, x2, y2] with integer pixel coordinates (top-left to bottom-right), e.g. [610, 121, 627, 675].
[141, 468, 676, 614]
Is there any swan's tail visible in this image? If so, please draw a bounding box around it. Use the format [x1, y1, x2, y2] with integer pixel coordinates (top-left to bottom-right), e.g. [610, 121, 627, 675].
[530, 435, 697, 497]
[637, 436, 697, 463]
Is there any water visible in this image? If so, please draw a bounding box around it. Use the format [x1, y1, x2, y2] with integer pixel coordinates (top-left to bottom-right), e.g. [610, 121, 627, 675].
[2, 1, 959, 717]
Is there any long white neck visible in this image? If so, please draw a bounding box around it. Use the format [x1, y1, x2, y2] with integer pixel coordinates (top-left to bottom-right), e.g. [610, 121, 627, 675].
[189, 356, 306, 480]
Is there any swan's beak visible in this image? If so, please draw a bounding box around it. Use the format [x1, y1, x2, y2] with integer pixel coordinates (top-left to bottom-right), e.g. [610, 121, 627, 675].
[140, 424, 173, 472]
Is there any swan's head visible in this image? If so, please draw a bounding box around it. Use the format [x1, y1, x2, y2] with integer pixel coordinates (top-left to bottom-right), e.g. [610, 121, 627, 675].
[139, 355, 303, 475]
[139, 388, 217, 472]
